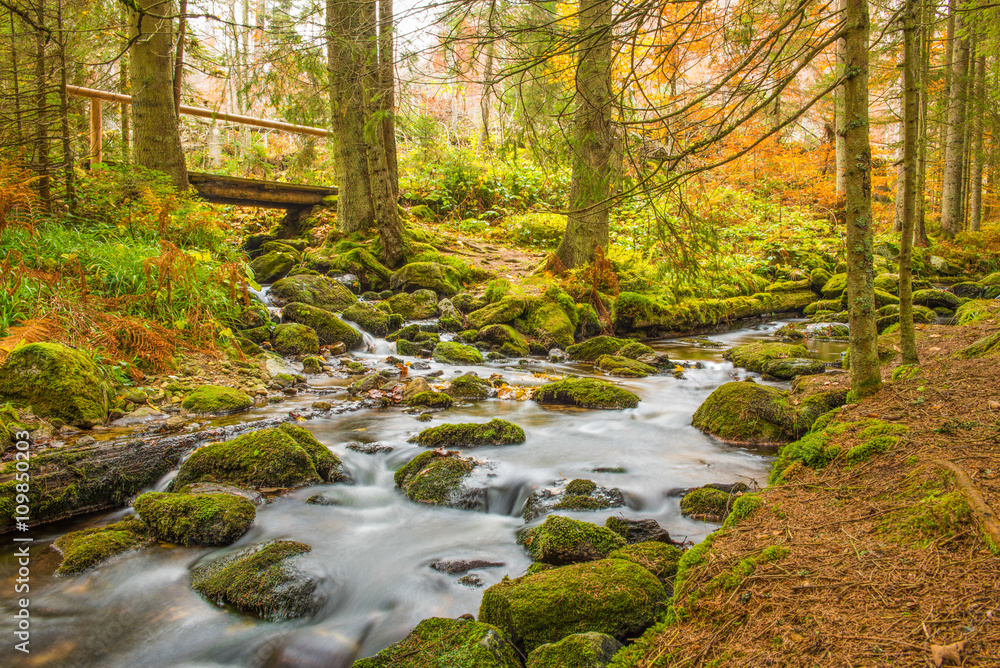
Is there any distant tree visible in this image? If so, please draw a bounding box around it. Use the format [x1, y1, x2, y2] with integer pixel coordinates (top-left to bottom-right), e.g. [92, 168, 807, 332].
[898, 0, 918, 366]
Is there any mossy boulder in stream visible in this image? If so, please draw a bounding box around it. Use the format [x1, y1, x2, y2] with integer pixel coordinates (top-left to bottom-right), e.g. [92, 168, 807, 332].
[519, 515, 626, 565]
[341, 302, 403, 337]
[479, 324, 530, 356]
[691, 381, 802, 445]
[173, 427, 324, 489]
[272, 323, 320, 356]
[913, 288, 962, 309]
[679, 485, 734, 521]
[0, 342, 112, 427]
[249, 251, 295, 283]
[385, 289, 439, 320]
[608, 542, 683, 582]
[616, 342, 655, 360]
[723, 342, 823, 379]
[353, 617, 522, 668]
[447, 373, 493, 399]
[52, 516, 152, 575]
[408, 391, 454, 409]
[533, 378, 639, 410]
[467, 298, 528, 329]
[191, 539, 323, 621]
[524, 288, 579, 350]
[389, 262, 461, 296]
[282, 302, 364, 350]
[269, 274, 357, 311]
[526, 632, 623, 668]
[133, 492, 256, 546]
[566, 336, 632, 362]
[478, 558, 667, 652]
[432, 341, 484, 365]
[411, 419, 525, 447]
[394, 449, 485, 509]
[594, 355, 656, 378]
[278, 422, 349, 482]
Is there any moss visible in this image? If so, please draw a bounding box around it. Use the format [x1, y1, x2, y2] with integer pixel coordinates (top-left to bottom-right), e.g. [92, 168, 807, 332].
[408, 391, 455, 409]
[447, 374, 493, 399]
[845, 434, 902, 465]
[679, 486, 731, 520]
[553, 495, 620, 512]
[478, 558, 667, 652]
[173, 427, 322, 489]
[354, 616, 522, 668]
[616, 342, 655, 359]
[302, 356, 323, 374]
[533, 378, 640, 410]
[525, 295, 577, 350]
[955, 299, 1000, 325]
[278, 422, 349, 482]
[883, 490, 972, 548]
[249, 251, 295, 283]
[179, 385, 252, 415]
[394, 450, 478, 507]
[467, 297, 528, 329]
[692, 382, 802, 445]
[769, 421, 843, 484]
[594, 355, 656, 378]
[389, 262, 462, 296]
[519, 515, 626, 565]
[0, 342, 111, 427]
[386, 289, 440, 320]
[809, 267, 832, 291]
[341, 302, 403, 336]
[820, 273, 847, 299]
[703, 545, 790, 597]
[486, 278, 512, 303]
[891, 364, 921, 381]
[480, 324, 530, 355]
[52, 517, 151, 575]
[723, 342, 812, 374]
[912, 288, 962, 309]
[451, 293, 487, 314]
[608, 542, 684, 581]
[133, 491, 255, 546]
[721, 494, 765, 529]
[803, 298, 844, 315]
[329, 247, 392, 290]
[956, 331, 1000, 359]
[762, 357, 826, 380]
[566, 479, 598, 496]
[282, 302, 364, 350]
[432, 341, 484, 365]
[269, 273, 357, 311]
[191, 539, 321, 621]
[411, 419, 525, 447]
[271, 323, 320, 356]
[526, 632, 622, 668]
[874, 273, 900, 294]
[566, 336, 632, 362]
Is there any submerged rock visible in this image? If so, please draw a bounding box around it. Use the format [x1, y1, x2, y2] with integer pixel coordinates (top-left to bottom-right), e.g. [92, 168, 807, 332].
[345, 441, 393, 454]
[431, 559, 505, 574]
[411, 419, 525, 448]
[52, 516, 152, 575]
[394, 449, 487, 509]
[282, 302, 364, 350]
[526, 632, 622, 668]
[191, 539, 324, 621]
[353, 617, 521, 668]
[181, 384, 254, 416]
[533, 378, 640, 410]
[269, 274, 357, 311]
[519, 515, 625, 565]
[134, 491, 255, 546]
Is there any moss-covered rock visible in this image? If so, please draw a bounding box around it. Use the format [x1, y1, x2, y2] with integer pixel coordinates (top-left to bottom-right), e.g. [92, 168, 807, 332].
[260, 241, 301, 259]
[874, 273, 900, 294]
[594, 355, 656, 378]
[955, 331, 1000, 359]
[272, 323, 320, 356]
[691, 381, 803, 445]
[950, 281, 985, 299]
[133, 491, 255, 546]
[0, 342, 112, 427]
[451, 293, 487, 314]
[432, 341, 484, 365]
[269, 274, 357, 311]
[354, 617, 522, 668]
[679, 486, 733, 520]
[533, 378, 639, 410]
[282, 302, 364, 350]
[566, 336, 632, 362]
[479, 324, 530, 356]
[912, 288, 962, 309]
[608, 542, 683, 582]
[314, 247, 392, 291]
[447, 373, 493, 399]
[820, 273, 848, 299]
[411, 419, 525, 448]
[302, 356, 324, 374]
[526, 632, 623, 668]
[278, 422, 349, 482]
[173, 427, 323, 489]
[393, 450, 483, 509]
[342, 302, 403, 336]
[408, 391, 455, 408]
[525, 288, 580, 350]
[803, 299, 843, 316]
[478, 558, 667, 652]
[519, 515, 625, 565]
[615, 342, 655, 359]
[386, 289, 440, 320]
[723, 342, 819, 379]
[762, 357, 826, 380]
[467, 298, 528, 329]
[52, 516, 151, 575]
[810, 267, 832, 292]
[191, 539, 323, 621]
[389, 262, 462, 296]
[249, 251, 295, 284]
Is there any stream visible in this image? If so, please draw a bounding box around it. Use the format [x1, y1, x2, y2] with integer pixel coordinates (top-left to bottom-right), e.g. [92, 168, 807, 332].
[0, 319, 848, 668]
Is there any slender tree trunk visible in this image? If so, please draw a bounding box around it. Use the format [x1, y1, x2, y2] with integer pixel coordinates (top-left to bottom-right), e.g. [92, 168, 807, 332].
[915, 0, 931, 246]
[129, 0, 188, 190]
[940, 4, 968, 237]
[9, 10, 24, 146]
[556, 0, 616, 268]
[34, 0, 50, 208]
[56, 0, 75, 211]
[480, 39, 495, 149]
[899, 0, 918, 366]
[835, 0, 847, 196]
[119, 5, 130, 162]
[968, 54, 985, 232]
[843, 0, 881, 400]
[173, 0, 187, 115]
[378, 0, 397, 199]
[893, 69, 904, 232]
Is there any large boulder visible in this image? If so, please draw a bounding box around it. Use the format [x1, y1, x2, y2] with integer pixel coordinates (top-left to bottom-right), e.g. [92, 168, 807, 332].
[133, 492, 256, 546]
[249, 251, 295, 284]
[341, 302, 403, 337]
[608, 542, 683, 583]
[594, 355, 656, 378]
[525, 289, 579, 350]
[52, 516, 151, 575]
[820, 273, 847, 299]
[386, 289, 439, 320]
[191, 540, 324, 621]
[446, 373, 494, 399]
[526, 632, 622, 668]
[478, 558, 667, 652]
[272, 323, 320, 356]
[181, 385, 254, 415]
[410, 419, 525, 448]
[566, 336, 632, 362]
[390, 262, 461, 296]
[278, 422, 350, 482]
[354, 617, 521, 668]
[533, 378, 639, 410]
[723, 342, 823, 379]
[432, 341, 484, 365]
[467, 298, 528, 329]
[282, 302, 364, 350]
[394, 450, 486, 509]
[519, 515, 625, 565]
[269, 274, 357, 311]
[912, 288, 962, 309]
[0, 342, 112, 427]
[479, 324, 530, 357]
[691, 381, 802, 445]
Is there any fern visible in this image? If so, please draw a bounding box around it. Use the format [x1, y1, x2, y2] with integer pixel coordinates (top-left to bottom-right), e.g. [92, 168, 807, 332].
[0, 318, 55, 363]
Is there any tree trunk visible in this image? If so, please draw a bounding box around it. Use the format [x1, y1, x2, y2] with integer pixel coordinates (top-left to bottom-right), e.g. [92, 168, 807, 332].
[898, 0, 918, 366]
[34, 0, 50, 208]
[9, 10, 24, 146]
[173, 0, 187, 114]
[939, 7, 968, 237]
[56, 0, 75, 212]
[480, 39, 496, 150]
[969, 53, 985, 232]
[843, 0, 881, 400]
[556, 0, 616, 269]
[378, 0, 397, 198]
[914, 0, 931, 246]
[129, 0, 188, 190]
[835, 0, 847, 196]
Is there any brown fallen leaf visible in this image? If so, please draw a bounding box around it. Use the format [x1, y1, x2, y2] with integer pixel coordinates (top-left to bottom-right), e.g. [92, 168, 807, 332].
[988, 401, 1000, 411]
[930, 639, 967, 667]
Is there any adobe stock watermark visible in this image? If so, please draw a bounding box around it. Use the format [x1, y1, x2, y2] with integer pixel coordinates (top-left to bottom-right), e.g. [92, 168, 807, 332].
[11, 429, 32, 654]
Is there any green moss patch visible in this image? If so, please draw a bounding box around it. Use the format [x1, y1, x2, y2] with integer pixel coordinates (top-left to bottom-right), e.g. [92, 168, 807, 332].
[723, 342, 817, 378]
[389, 262, 462, 296]
[385, 289, 440, 320]
[394, 450, 479, 508]
[249, 251, 295, 283]
[52, 516, 151, 575]
[354, 617, 522, 668]
[609, 542, 683, 582]
[956, 331, 1000, 359]
[594, 355, 657, 378]
[341, 302, 403, 336]
[691, 382, 803, 445]
[479, 324, 530, 356]
[519, 515, 626, 565]
[181, 385, 254, 416]
[432, 341, 484, 364]
[533, 378, 640, 410]
[679, 486, 732, 521]
[408, 391, 455, 408]
[134, 491, 255, 546]
[566, 336, 632, 361]
[278, 422, 349, 482]
[526, 632, 623, 668]
[281, 302, 364, 350]
[447, 374, 493, 399]
[411, 419, 525, 447]
[269, 274, 357, 311]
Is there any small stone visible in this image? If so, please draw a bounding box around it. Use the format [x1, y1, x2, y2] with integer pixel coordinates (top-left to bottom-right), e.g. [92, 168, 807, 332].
[458, 574, 483, 587]
[75, 435, 96, 446]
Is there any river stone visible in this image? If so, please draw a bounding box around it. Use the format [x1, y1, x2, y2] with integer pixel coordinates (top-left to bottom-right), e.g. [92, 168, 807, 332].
[191, 540, 324, 621]
[565, 336, 633, 362]
[604, 517, 674, 545]
[432, 341, 484, 365]
[134, 491, 256, 546]
[762, 357, 826, 380]
[278, 422, 350, 483]
[608, 542, 684, 583]
[177, 482, 266, 506]
[478, 558, 667, 652]
[111, 406, 169, 426]
[0, 342, 112, 428]
[446, 373, 493, 399]
[181, 385, 254, 416]
[820, 273, 847, 299]
[408, 391, 454, 408]
[389, 262, 462, 296]
[533, 378, 639, 410]
[353, 617, 521, 668]
[431, 559, 505, 574]
[249, 251, 295, 284]
[341, 302, 403, 337]
[691, 381, 803, 445]
[526, 632, 623, 668]
[394, 449, 487, 509]
[479, 324, 530, 356]
[272, 323, 320, 356]
[269, 274, 357, 311]
[519, 515, 625, 565]
[386, 289, 439, 320]
[929, 255, 960, 275]
[281, 302, 364, 350]
[594, 355, 657, 378]
[410, 419, 525, 448]
[467, 298, 528, 329]
[52, 516, 153, 575]
[723, 342, 816, 377]
[402, 377, 432, 401]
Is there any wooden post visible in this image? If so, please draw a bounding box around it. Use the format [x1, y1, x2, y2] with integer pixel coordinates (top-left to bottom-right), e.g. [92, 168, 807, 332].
[89, 98, 102, 165]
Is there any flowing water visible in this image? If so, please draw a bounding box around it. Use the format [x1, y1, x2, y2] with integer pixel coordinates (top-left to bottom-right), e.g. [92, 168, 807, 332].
[0, 319, 847, 668]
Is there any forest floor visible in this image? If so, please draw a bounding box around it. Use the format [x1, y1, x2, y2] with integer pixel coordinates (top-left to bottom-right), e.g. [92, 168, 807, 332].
[623, 321, 1000, 667]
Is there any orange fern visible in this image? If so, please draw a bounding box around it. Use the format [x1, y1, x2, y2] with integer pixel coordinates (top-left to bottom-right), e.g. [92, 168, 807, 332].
[0, 318, 56, 363]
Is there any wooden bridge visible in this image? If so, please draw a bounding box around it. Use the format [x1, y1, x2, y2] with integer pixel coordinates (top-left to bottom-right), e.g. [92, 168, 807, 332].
[67, 85, 337, 211]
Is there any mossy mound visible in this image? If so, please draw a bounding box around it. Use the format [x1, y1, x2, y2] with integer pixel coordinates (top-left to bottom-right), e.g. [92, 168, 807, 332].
[874, 273, 900, 294]
[269, 274, 357, 311]
[519, 515, 626, 565]
[282, 302, 364, 350]
[451, 293, 487, 314]
[679, 486, 733, 520]
[249, 251, 295, 283]
[408, 391, 455, 408]
[525, 288, 579, 350]
[341, 302, 403, 337]
[533, 378, 640, 410]
[302, 356, 324, 374]
[566, 336, 633, 362]
[467, 297, 528, 329]
[278, 422, 349, 482]
[478, 558, 667, 652]
[608, 542, 684, 582]
[691, 382, 802, 445]
[526, 632, 623, 668]
[955, 331, 1000, 359]
[354, 617, 522, 668]
[912, 288, 962, 309]
[385, 289, 440, 320]
[411, 419, 525, 448]
[133, 492, 255, 546]
[272, 323, 320, 356]
[820, 273, 847, 299]
[394, 450, 482, 508]
[432, 341, 484, 365]
[173, 427, 324, 489]
[594, 355, 657, 378]
[955, 299, 1000, 325]
[191, 539, 322, 621]
[723, 342, 818, 378]
[447, 373, 493, 399]
[762, 357, 826, 380]
[479, 324, 530, 356]
[0, 342, 112, 427]
[810, 267, 833, 292]
[177, 385, 252, 415]
[803, 299, 843, 315]
[323, 247, 392, 291]
[52, 517, 151, 575]
[389, 262, 462, 296]
[616, 342, 655, 359]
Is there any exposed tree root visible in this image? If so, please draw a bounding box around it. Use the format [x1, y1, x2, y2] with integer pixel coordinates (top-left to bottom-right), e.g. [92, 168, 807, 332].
[934, 458, 1000, 552]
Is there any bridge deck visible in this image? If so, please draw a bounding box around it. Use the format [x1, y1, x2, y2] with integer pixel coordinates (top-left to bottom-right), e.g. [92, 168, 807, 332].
[187, 172, 337, 210]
